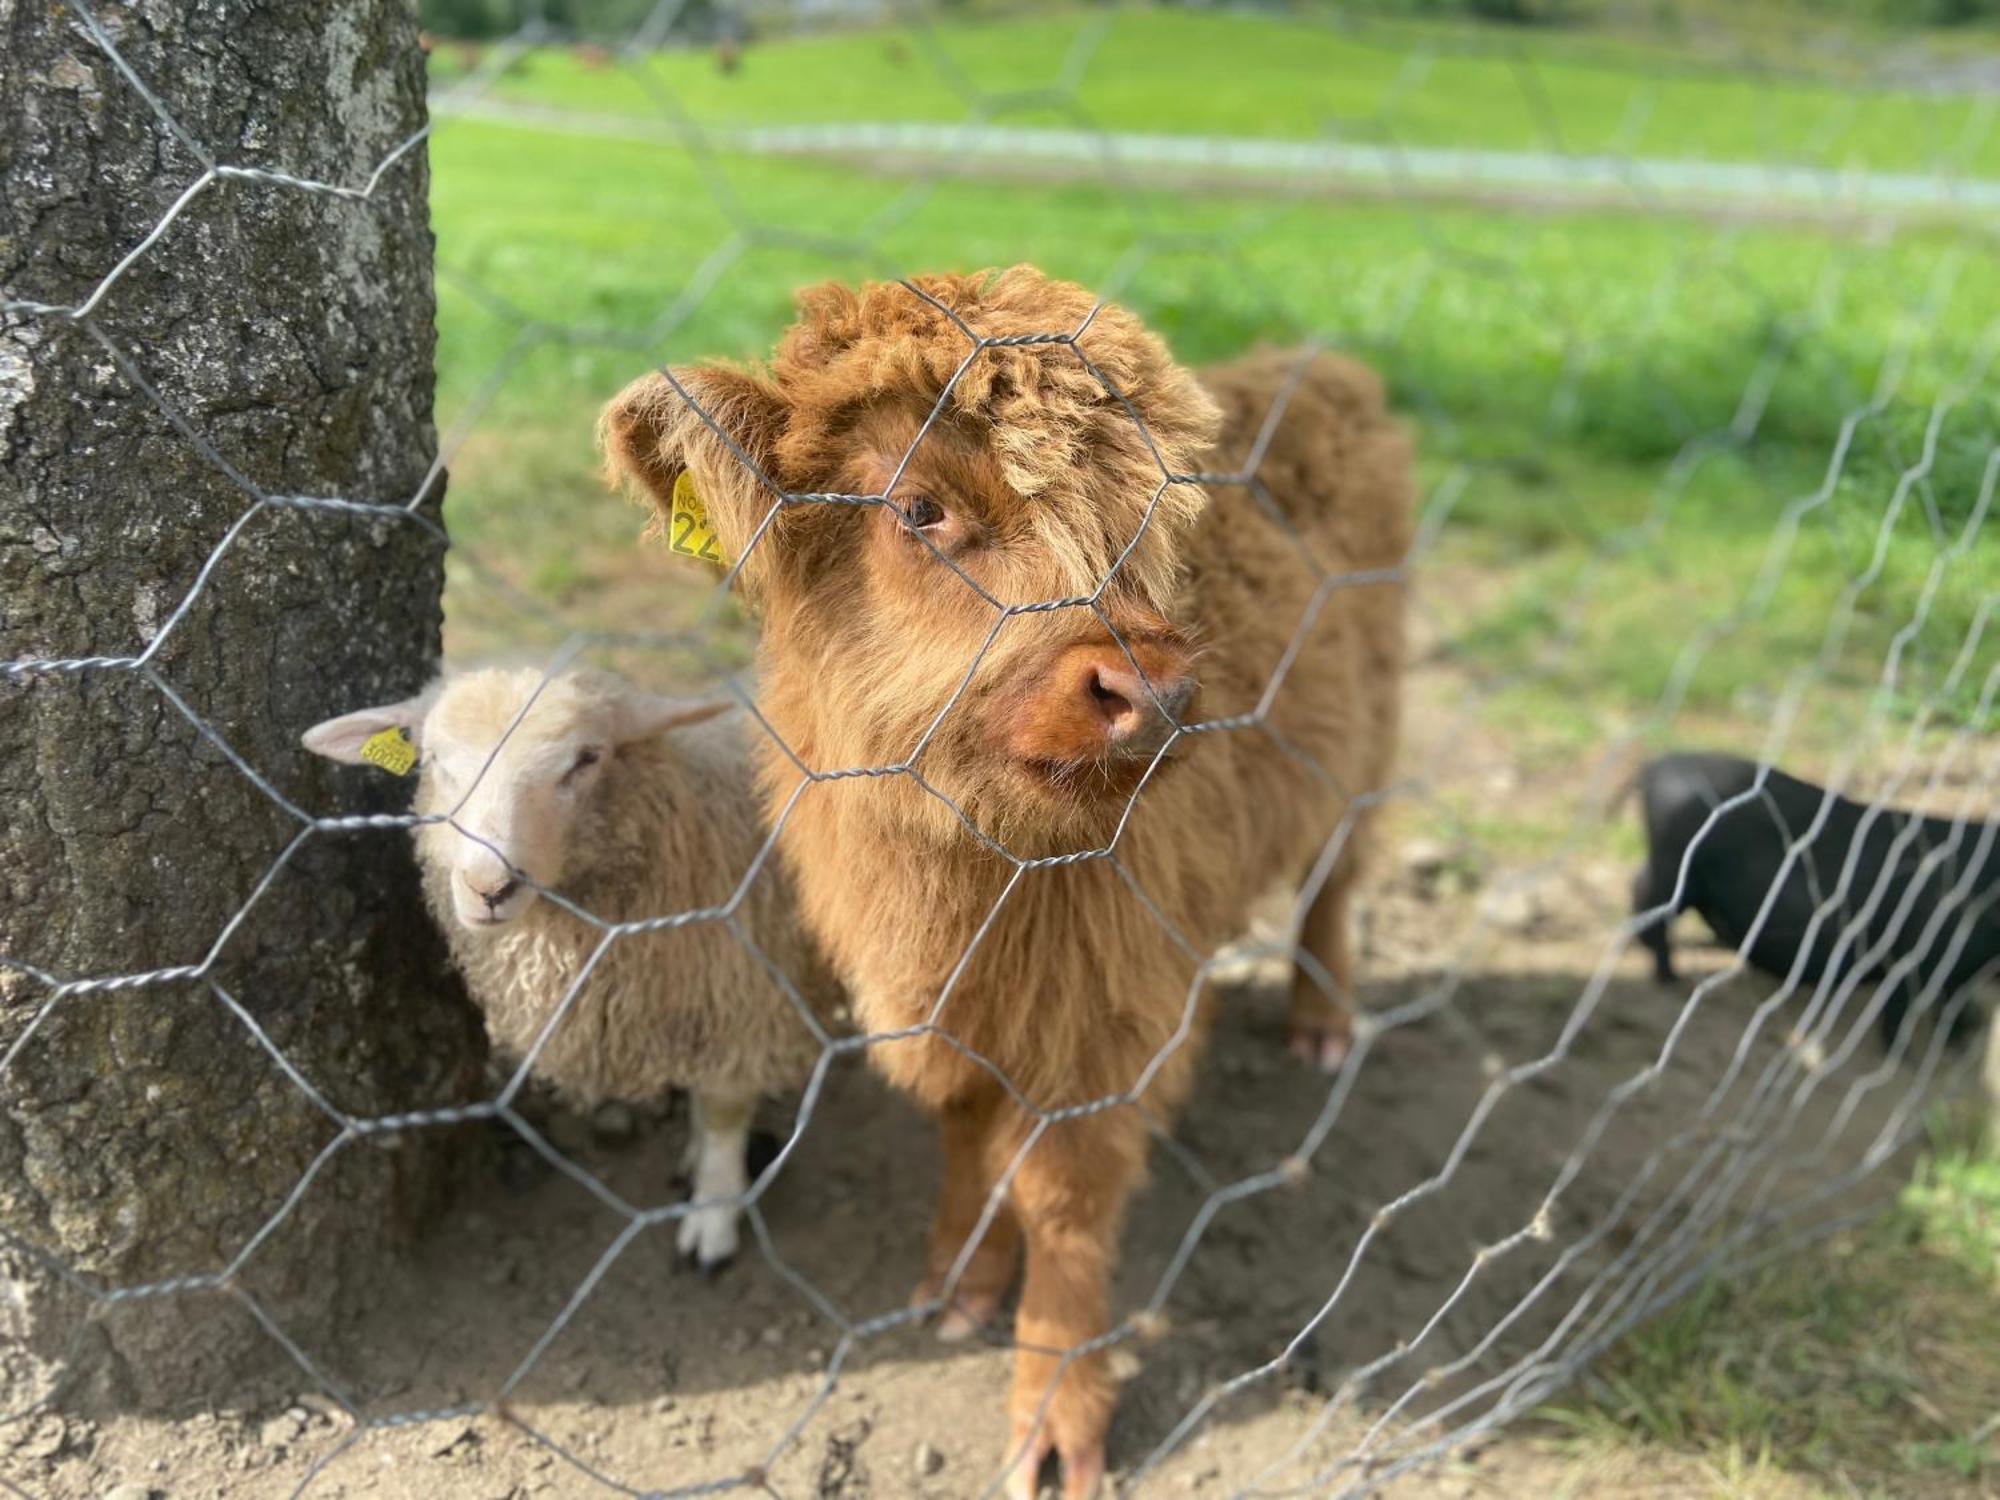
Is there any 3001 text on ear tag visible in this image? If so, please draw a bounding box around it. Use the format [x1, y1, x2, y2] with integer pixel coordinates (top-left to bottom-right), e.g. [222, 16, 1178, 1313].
[668, 471, 726, 567]
[359, 726, 417, 776]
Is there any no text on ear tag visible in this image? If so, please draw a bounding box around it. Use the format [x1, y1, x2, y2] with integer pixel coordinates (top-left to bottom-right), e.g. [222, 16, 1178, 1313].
[359, 726, 418, 777]
[668, 471, 727, 568]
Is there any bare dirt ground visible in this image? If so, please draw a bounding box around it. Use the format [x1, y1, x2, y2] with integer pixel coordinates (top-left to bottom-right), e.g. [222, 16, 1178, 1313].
[8, 918, 1941, 1500]
[6, 618, 1977, 1500]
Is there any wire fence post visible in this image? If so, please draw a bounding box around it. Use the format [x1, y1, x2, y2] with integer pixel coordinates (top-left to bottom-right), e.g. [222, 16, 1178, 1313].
[0, 0, 486, 1413]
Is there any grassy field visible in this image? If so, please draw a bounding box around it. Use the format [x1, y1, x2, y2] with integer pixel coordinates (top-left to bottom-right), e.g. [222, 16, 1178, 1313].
[424, 9, 1999, 1491]
[429, 64, 1998, 734]
[428, 8, 2000, 173]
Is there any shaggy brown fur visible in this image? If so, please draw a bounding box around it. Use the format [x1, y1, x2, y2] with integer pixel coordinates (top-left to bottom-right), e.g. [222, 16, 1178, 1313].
[602, 267, 1410, 1497]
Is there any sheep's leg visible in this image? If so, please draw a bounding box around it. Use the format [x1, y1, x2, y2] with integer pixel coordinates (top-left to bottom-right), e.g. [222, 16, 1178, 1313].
[676, 1086, 757, 1275]
[1288, 869, 1356, 1073]
[996, 1108, 1142, 1500]
[910, 1087, 1021, 1342]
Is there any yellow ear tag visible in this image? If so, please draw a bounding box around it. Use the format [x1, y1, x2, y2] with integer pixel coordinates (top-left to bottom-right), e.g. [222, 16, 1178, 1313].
[668, 471, 726, 567]
[359, 726, 418, 777]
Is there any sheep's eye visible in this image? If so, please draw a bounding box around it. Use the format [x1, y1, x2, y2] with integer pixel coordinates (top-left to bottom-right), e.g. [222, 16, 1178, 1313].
[563, 747, 603, 782]
[898, 494, 945, 531]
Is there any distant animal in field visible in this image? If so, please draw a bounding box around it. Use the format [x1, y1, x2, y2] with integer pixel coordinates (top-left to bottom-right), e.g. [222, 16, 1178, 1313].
[601, 265, 1411, 1498]
[1629, 752, 1999, 1052]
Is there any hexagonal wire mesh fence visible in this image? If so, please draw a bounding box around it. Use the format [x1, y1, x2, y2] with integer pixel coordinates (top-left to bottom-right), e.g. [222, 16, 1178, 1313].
[4, 0, 1999, 1496]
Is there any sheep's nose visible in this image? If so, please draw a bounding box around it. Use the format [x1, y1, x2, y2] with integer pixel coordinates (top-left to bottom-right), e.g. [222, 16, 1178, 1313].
[1088, 662, 1196, 751]
[473, 875, 520, 911]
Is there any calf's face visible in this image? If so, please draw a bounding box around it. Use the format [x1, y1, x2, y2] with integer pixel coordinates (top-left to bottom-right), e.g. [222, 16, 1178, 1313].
[828, 399, 1202, 803]
[602, 269, 1220, 847]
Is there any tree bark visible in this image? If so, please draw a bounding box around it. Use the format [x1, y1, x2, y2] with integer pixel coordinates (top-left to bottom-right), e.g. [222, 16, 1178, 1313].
[0, 0, 486, 1413]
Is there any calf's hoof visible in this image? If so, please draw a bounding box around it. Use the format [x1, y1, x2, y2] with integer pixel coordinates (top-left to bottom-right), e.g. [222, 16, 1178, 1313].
[1287, 1023, 1351, 1073]
[910, 1272, 1006, 1343]
[1004, 1418, 1104, 1500]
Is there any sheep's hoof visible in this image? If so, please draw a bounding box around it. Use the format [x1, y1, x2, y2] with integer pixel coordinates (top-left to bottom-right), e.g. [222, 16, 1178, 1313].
[674, 1239, 738, 1279]
[676, 1244, 737, 1279]
[675, 1205, 743, 1276]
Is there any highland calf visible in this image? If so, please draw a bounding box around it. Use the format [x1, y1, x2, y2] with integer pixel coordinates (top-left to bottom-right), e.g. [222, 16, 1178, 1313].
[602, 268, 1411, 1496]
[1632, 752, 1999, 1051]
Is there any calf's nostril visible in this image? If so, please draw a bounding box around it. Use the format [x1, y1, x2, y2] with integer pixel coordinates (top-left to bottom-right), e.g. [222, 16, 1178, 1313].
[1084, 660, 1203, 747]
[1086, 669, 1139, 735]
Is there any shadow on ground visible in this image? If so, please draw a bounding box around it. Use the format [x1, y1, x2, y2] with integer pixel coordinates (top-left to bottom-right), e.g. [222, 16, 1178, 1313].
[19, 931, 1957, 1500]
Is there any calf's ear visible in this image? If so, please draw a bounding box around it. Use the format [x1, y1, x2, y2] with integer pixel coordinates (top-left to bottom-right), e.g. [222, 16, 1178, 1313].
[599, 364, 790, 584]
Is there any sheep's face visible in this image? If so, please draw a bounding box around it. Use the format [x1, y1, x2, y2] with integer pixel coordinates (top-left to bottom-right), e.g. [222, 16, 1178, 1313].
[416, 675, 627, 928]
[601, 267, 1222, 850]
[303, 670, 728, 932]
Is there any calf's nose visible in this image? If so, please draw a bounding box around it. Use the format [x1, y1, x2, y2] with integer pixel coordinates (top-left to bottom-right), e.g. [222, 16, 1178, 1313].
[1088, 661, 1196, 750]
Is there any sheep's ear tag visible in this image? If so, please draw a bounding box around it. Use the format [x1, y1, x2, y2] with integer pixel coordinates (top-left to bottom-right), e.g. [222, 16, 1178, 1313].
[668, 472, 726, 569]
[359, 726, 418, 777]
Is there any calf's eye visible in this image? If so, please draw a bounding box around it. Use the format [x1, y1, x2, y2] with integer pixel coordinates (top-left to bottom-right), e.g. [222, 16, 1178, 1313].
[899, 494, 945, 530]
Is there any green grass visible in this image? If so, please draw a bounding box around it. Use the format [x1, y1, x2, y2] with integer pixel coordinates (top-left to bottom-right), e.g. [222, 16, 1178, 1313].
[1543, 1111, 2000, 1497]
[428, 8, 2000, 174]
[428, 110, 1998, 729]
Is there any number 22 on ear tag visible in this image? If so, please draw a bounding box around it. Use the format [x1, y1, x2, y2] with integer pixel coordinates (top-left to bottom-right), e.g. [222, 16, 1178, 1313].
[669, 471, 726, 567]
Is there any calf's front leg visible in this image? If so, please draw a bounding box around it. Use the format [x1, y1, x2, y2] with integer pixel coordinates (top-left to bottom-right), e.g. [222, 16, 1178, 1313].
[996, 1107, 1148, 1500]
[912, 1085, 1023, 1341]
[1289, 869, 1357, 1072]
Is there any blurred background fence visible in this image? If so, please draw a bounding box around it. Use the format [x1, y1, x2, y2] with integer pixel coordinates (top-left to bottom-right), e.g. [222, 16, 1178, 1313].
[3, 1, 1998, 1497]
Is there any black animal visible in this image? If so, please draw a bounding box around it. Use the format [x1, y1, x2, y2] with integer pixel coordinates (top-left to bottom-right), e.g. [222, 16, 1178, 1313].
[1629, 752, 2000, 1051]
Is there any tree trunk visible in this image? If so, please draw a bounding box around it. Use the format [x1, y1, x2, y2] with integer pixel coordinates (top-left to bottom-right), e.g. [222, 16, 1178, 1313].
[0, 0, 486, 1413]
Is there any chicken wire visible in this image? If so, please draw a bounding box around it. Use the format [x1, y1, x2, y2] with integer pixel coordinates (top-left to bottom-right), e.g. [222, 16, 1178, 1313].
[3, 1, 1998, 1497]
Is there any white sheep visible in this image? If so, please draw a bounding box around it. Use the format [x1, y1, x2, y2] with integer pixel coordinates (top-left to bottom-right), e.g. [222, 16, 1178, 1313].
[303, 666, 842, 1270]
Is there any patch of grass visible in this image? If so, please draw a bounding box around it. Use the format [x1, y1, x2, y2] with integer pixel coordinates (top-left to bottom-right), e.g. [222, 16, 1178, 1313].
[427, 8, 2000, 173]
[428, 116, 1997, 725]
[1543, 1112, 2000, 1496]
[424, 6, 1997, 752]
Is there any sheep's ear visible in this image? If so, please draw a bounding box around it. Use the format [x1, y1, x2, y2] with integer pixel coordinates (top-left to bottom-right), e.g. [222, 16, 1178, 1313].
[302, 699, 427, 765]
[599, 363, 789, 581]
[612, 694, 732, 745]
